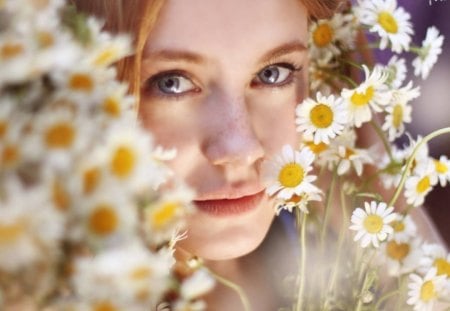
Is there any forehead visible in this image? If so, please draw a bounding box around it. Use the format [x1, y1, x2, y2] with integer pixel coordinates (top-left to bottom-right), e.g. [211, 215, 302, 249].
[144, 0, 308, 59]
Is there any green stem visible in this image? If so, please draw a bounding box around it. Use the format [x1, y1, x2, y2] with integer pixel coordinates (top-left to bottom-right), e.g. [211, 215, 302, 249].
[338, 57, 364, 70]
[370, 119, 393, 160]
[207, 269, 252, 311]
[375, 289, 401, 310]
[320, 169, 337, 244]
[388, 127, 450, 208]
[336, 73, 359, 88]
[354, 271, 371, 311]
[296, 212, 308, 311]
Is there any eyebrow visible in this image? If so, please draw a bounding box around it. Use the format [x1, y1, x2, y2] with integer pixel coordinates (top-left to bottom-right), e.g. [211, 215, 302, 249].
[142, 40, 307, 65]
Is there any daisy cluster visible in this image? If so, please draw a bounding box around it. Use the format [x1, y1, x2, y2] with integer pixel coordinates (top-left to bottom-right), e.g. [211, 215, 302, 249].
[0, 1, 213, 310]
[263, 0, 449, 309]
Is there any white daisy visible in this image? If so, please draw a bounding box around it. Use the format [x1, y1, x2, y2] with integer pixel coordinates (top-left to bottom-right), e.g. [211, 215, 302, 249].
[327, 129, 373, 176]
[378, 146, 406, 189]
[412, 26, 444, 79]
[384, 56, 407, 88]
[349, 201, 397, 248]
[0, 33, 36, 84]
[296, 92, 348, 144]
[404, 161, 438, 207]
[355, 0, 413, 53]
[309, 13, 356, 60]
[263, 145, 319, 200]
[381, 237, 422, 276]
[143, 183, 196, 245]
[87, 33, 132, 68]
[389, 214, 417, 243]
[274, 190, 322, 215]
[433, 155, 450, 187]
[97, 82, 136, 120]
[101, 124, 166, 193]
[382, 81, 420, 141]
[407, 268, 447, 311]
[341, 65, 391, 127]
[419, 244, 450, 280]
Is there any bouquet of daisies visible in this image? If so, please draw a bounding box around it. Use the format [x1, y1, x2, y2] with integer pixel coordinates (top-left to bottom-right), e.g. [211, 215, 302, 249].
[0, 1, 214, 310]
[263, 0, 450, 310]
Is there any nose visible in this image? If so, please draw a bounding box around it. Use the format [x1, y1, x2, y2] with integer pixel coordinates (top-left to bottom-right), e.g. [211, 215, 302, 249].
[201, 92, 264, 169]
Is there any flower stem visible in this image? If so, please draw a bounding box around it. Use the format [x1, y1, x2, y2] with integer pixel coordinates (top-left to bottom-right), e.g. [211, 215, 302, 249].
[207, 268, 252, 311]
[320, 169, 337, 244]
[388, 127, 450, 208]
[370, 119, 393, 160]
[296, 212, 308, 311]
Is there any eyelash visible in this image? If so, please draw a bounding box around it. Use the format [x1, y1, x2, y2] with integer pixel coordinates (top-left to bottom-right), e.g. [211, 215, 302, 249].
[142, 61, 303, 99]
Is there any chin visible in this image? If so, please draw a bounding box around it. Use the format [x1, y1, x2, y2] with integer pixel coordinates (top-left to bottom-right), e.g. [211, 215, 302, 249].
[178, 196, 275, 261]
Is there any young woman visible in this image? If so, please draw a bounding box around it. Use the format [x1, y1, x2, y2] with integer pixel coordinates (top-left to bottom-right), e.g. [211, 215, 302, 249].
[72, 0, 444, 309]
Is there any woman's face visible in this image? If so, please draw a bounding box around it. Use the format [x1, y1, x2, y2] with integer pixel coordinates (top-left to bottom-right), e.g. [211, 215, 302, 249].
[140, 0, 308, 260]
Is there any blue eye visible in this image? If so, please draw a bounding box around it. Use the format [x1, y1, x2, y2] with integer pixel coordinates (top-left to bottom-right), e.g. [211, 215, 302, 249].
[156, 74, 196, 94]
[256, 64, 294, 85]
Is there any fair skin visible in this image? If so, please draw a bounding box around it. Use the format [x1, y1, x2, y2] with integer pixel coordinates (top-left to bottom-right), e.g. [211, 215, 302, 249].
[139, 0, 308, 264]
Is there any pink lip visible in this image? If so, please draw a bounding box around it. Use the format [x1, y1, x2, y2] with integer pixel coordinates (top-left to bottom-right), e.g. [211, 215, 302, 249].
[194, 190, 265, 217]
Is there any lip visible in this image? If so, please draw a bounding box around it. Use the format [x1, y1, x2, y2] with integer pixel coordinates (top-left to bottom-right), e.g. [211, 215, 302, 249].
[194, 190, 266, 217]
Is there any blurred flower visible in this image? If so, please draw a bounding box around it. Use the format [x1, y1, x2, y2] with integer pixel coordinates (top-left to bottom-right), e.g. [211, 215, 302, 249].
[384, 55, 407, 88]
[412, 26, 444, 79]
[380, 237, 422, 276]
[433, 155, 450, 187]
[389, 214, 417, 243]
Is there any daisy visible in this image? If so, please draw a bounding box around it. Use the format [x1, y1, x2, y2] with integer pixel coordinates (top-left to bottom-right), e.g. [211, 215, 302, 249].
[263, 145, 319, 200]
[0, 33, 36, 84]
[381, 237, 422, 276]
[274, 190, 322, 215]
[433, 155, 450, 187]
[341, 65, 391, 127]
[382, 81, 420, 141]
[404, 161, 438, 207]
[355, 0, 413, 53]
[180, 268, 215, 301]
[412, 26, 444, 79]
[143, 184, 196, 245]
[419, 244, 450, 289]
[98, 82, 136, 120]
[87, 33, 132, 68]
[378, 146, 406, 189]
[401, 135, 431, 175]
[101, 124, 165, 193]
[389, 214, 417, 243]
[309, 13, 355, 60]
[349, 201, 397, 248]
[327, 129, 373, 176]
[384, 56, 407, 88]
[296, 92, 348, 144]
[407, 268, 447, 311]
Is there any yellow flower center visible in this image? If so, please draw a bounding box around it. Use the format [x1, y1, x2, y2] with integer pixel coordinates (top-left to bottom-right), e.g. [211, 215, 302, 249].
[434, 160, 448, 174]
[88, 204, 119, 236]
[2, 144, 19, 167]
[130, 266, 152, 280]
[37, 31, 55, 48]
[102, 97, 121, 117]
[69, 73, 94, 92]
[416, 176, 431, 194]
[0, 222, 24, 245]
[92, 302, 118, 311]
[392, 104, 403, 128]
[278, 163, 304, 188]
[420, 281, 436, 302]
[94, 48, 119, 66]
[83, 167, 101, 195]
[110, 146, 136, 178]
[310, 103, 334, 128]
[52, 180, 70, 211]
[434, 258, 450, 277]
[390, 220, 405, 232]
[351, 86, 374, 107]
[386, 240, 410, 261]
[1, 42, 24, 59]
[378, 11, 398, 34]
[45, 123, 75, 149]
[0, 121, 7, 138]
[363, 214, 383, 234]
[305, 141, 328, 154]
[344, 147, 355, 159]
[312, 23, 334, 47]
[150, 202, 179, 230]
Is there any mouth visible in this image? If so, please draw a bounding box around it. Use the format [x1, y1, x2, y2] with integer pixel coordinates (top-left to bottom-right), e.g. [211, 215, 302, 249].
[194, 190, 266, 217]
